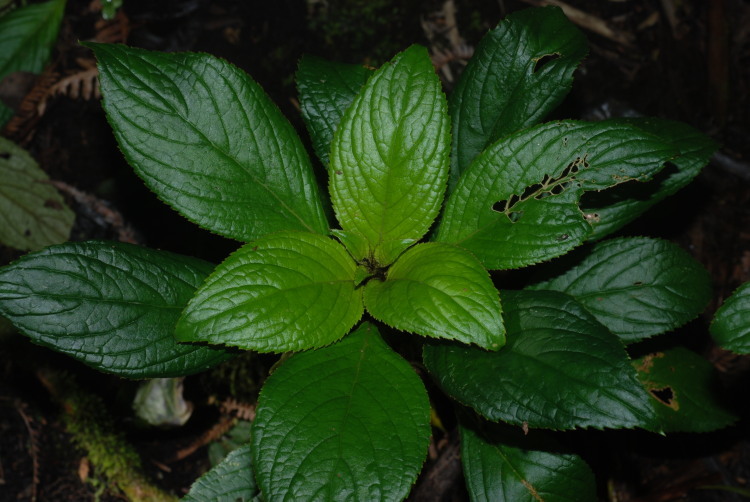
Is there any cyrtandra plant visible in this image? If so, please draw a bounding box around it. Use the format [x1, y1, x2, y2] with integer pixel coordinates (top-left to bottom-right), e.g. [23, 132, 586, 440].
[0, 7, 733, 501]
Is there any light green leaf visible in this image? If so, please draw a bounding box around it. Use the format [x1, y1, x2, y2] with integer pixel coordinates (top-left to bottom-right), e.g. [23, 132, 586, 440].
[449, 6, 587, 187]
[529, 237, 712, 343]
[183, 444, 259, 502]
[0, 0, 65, 78]
[423, 290, 659, 431]
[0, 137, 74, 251]
[330, 45, 450, 265]
[634, 348, 736, 432]
[297, 55, 370, 167]
[583, 118, 717, 238]
[87, 42, 328, 242]
[461, 423, 596, 502]
[711, 282, 750, 353]
[363, 243, 504, 350]
[176, 231, 362, 353]
[0, 241, 232, 378]
[252, 322, 431, 502]
[436, 120, 676, 270]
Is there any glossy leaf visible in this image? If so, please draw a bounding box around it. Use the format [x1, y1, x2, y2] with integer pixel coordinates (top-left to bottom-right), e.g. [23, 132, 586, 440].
[0, 137, 74, 250]
[423, 290, 659, 431]
[0, 241, 232, 378]
[363, 243, 504, 350]
[461, 423, 595, 502]
[183, 444, 259, 502]
[529, 237, 712, 343]
[449, 6, 587, 186]
[252, 322, 430, 501]
[436, 120, 676, 270]
[176, 231, 362, 353]
[583, 118, 717, 238]
[87, 42, 328, 242]
[634, 348, 736, 432]
[330, 45, 450, 265]
[711, 282, 750, 353]
[297, 56, 370, 166]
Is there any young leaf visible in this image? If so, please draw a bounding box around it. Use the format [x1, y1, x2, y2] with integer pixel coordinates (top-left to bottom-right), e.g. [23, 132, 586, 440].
[529, 237, 712, 343]
[183, 444, 259, 502]
[297, 56, 371, 167]
[461, 423, 596, 502]
[87, 43, 329, 243]
[634, 348, 736, 432]
[435, 120, 676, 270]
[0, 137, 74, 251]
[363, 243, 504, 350]
[176, 231, 362, 353]
[0, 241, 232, 378]
[711, 282, 750, 353]
[252, 322, 430, 502]
[449, 6, 587, 186]
[423, 290, 659, 431]
[330, 45, 450, 266]
[582, 118, 718, 238]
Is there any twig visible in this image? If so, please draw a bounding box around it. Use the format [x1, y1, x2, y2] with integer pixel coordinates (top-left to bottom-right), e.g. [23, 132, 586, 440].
[167, 415, 236, 463]
[15, 401, 40, 502]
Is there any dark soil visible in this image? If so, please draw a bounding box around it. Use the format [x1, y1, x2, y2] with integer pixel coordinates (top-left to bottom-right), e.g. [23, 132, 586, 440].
[1, 0, 750, 500]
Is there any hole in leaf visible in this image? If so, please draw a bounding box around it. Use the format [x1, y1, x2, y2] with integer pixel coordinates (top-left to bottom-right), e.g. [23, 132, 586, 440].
[532, 53, 561, 73]
[633, 281, 643, 286]
[650, 386, 676, 408]
[24, 229, 31, 236]
[507, 211, 523, 222]
[0, 152, 9, 159]
[44, 199, 64, 210]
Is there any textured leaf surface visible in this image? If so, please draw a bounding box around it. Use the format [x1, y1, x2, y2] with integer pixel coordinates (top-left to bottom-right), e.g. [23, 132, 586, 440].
[298, 56, 370, 167]
[449, 6, 587, 186]
[88, 43, 328, 242]
[363, 243, 504, 350]
[634, 348, 736, 432]
[183, 444, 258, 502]
[423, 290, 659, 430]
[0, 137, 74, 250]
[711, 282, 750, 353]
[0, 0, 65, 78]
[252, 322, 431, 502]
[436, 120, 676, 270]
[529, 237, 711, 343]
[330, 45, 450, 265]
[461, 424, 595, 502]
[176, 231, 362, 353]
[583, 118, 717, 238]
[0, 241, 232, 377]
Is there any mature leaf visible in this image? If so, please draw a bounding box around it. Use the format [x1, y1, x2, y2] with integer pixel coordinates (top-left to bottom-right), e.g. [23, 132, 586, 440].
[449, 6, 587, 186]
[423, 290, 659, 430]
[461, 423, 596, 502]
[711, 282, 750, 354]
[252, 322, 431, 501]
[634, 348, 736, 432]
[330, 45, 450, 265]
[435, 120, 676, 270]
[183, 444, 258, 502]
[0, 137, 74, 250]
[529, 237, 711, 343]
[363, 243, 504, 350]
[176, 231, 362, 353]
[87, 43, 328, 242]
[297, 56, 370, 167]
[583, 118, 717, 238]
[0, 0, 65, 78]
[0, 241, 232, 377]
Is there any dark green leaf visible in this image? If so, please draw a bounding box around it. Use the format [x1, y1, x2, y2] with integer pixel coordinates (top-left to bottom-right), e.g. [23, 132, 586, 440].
[87, 42, 329, 242]
[297, 56, 370, 167]
[0, 241, 232, 378]
[711, 282, 750, 353]
[634, 348, 736, 432]
[449, 6, 587, 187]
[252, 322, 430, 501]
[423, 290, 659, 430]
[330, 45, 450, 265]
[529, 237, 712, 343]
[183, 444, 259, 502]
[0, 0, 65, 78]
[436, 120, 676, 270]
[176, 231, 362, 353]
[363, 243, 504, 350]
